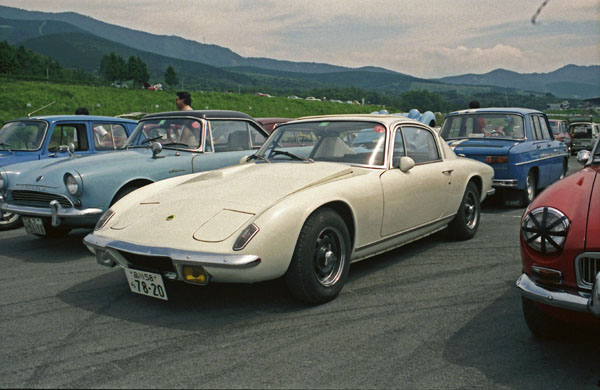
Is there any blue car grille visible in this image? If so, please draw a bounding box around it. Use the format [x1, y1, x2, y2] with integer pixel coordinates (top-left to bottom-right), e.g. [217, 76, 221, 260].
[11, 190, 73, 208]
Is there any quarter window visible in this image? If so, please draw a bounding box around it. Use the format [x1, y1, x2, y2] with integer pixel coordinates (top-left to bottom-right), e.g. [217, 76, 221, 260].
[538, 116, 551, 140]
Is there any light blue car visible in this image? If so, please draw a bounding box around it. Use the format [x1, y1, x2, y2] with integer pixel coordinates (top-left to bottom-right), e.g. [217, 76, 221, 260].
[0, 110, 269, 237]
[0, 115, 137, 230]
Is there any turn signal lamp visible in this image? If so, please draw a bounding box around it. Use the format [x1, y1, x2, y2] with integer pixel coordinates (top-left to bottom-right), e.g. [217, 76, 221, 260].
[485, 156, 508, 164]
[183, 265, 208, 284]
[531, 266, 562, 286]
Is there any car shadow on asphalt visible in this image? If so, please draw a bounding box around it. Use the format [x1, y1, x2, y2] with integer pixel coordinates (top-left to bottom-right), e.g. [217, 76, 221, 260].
[443, 287, 600, 389]
[0, 228, 91, 263]
[56, 267, 310, 330]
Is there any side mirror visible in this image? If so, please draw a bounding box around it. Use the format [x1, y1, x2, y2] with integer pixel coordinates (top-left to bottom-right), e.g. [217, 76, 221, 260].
[399, 156, 415, 172]
[577, 150, 591, 166]
[151, 142, 163, 158]
[68, 143, 75, 157]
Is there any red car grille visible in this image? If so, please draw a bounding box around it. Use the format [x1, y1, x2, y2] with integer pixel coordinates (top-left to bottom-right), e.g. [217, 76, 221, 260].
[575, 253, 600, 289]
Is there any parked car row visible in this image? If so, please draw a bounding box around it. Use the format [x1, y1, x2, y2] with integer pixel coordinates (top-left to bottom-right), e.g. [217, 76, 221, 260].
[0, 107, 597, 335]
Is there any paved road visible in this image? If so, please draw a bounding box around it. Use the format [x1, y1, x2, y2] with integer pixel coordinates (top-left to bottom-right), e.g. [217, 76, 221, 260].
[1, 157, 597, 389]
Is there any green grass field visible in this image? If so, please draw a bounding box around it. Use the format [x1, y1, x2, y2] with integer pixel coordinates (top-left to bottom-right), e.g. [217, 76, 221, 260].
[0, 78, 383, 125]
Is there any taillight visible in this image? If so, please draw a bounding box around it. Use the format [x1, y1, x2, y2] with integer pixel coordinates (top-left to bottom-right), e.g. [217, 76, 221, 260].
[485, 156, 508, 164]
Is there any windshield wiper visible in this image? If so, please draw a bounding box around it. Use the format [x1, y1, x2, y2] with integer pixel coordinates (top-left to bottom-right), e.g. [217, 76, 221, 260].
[247, 153, 270, 163]
[271, 149, 313, 162]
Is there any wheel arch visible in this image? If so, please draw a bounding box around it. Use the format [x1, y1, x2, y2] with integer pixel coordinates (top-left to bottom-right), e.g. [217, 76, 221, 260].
[308, 200, 356, 251]
[110, 178, 154, 205]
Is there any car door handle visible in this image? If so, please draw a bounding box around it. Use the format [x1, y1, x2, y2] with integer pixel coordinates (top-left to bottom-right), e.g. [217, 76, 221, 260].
[442, 169, 454, 174]
[536, 145, 541, 149]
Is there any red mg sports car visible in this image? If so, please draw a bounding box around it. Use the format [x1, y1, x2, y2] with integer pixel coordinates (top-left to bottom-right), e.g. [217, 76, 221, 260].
[516, 147, 600, 337]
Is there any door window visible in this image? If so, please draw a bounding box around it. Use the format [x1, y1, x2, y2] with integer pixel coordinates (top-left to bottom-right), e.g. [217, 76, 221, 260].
[208, 120, 265, 152]
[403, 126, 439, 163]
[93, 123, 128, 150]
[48, 124, 88, 152]
[538, 116, 551, 140]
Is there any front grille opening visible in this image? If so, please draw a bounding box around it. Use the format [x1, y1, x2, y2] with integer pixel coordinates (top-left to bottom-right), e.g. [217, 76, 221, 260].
[12, 190, 73, 208]
[577, 255, 600, 289]
[118, 251, 175, 273]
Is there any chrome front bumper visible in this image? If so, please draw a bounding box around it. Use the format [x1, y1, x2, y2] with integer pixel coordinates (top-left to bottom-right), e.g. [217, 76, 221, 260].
[83, 233, 261, 281]
[0, 199, 103, 227]
[516, 273, 600, 317]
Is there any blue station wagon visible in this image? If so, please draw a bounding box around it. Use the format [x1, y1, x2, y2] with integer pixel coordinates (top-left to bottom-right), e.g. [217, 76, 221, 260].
[0, 110, 269, 237]
[0, 115, 137, 229]
[440, 108, 568, 206]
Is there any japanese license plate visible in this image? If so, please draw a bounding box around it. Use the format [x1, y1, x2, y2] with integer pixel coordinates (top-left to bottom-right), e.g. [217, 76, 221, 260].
[22, 217, 46, 235]
[124, 269, 168, 300]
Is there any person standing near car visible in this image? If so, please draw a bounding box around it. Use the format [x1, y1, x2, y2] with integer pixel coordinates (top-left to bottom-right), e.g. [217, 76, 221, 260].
[175, 91, 193, 111]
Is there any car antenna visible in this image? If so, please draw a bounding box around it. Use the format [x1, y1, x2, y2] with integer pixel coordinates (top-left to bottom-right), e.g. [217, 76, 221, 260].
[28, 101, 56, 117]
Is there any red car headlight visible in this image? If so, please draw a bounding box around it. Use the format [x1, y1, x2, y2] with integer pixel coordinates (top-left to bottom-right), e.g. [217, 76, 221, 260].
[522, 207, 570, 254]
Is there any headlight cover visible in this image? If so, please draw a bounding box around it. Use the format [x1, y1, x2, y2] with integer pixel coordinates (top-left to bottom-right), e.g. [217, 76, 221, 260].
[233, 223, 259, 251]
[64, 173, 81, 196]
[522, 207, 569, 254]
[95, 209, 115, 230]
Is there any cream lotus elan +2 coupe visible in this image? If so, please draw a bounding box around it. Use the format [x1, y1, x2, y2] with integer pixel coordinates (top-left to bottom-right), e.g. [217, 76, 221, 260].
[84, 115, 494, 304]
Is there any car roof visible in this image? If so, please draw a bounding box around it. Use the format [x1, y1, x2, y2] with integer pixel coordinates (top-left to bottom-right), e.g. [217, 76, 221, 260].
[291, 114, 429, 127]
[11, 115, 138, 123]
[142, 110, 255, 121]
[447, 107, 543, 116]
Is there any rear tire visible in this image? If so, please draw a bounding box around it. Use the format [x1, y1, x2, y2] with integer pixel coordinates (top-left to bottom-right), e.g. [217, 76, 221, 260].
[448, 182, 480, 240]
[285, 208, 351, 304]
[518, 170, 536, 207]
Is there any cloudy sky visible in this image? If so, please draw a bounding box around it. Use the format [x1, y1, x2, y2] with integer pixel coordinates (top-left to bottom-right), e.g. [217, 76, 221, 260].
[4, 0, 600, 78]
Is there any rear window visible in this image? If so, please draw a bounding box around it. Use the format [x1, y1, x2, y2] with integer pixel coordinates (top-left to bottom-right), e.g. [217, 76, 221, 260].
[441, 114, 524, 140]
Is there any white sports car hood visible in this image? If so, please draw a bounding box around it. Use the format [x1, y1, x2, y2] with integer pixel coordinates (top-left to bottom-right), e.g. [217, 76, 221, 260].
[108, 162, 354, 244]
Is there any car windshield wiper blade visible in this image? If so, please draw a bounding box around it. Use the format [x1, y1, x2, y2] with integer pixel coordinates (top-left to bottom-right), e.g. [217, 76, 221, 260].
[247, 153, 270, 163]
[271, 149, 313, 162]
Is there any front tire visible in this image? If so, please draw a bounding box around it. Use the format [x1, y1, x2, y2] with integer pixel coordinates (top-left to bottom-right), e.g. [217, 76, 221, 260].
[0, 212, 22, 231]
[448, 182, 480, 240]
[285, 208, 351, 304]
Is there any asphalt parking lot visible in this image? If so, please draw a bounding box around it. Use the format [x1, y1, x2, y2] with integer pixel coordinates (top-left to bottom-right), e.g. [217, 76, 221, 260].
[1, 156, 598, 389]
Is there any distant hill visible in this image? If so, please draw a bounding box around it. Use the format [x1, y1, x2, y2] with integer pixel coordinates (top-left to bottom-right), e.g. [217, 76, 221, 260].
[438, 65, 600, 99]
[0, 17, 86, 44]
[0, 5, 360, 74]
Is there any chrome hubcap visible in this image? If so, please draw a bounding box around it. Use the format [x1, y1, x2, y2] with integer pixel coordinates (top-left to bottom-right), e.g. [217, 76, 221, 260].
[0, 211, 18, 225]
[526, 175, 534, 201]
[314, 226, 345, 287]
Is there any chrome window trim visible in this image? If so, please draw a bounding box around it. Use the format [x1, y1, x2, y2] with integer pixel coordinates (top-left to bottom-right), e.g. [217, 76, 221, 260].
[575, 252, 600, 290]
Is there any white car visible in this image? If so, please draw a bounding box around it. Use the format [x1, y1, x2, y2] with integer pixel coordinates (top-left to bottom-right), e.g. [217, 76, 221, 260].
[84, 115, 494, 304]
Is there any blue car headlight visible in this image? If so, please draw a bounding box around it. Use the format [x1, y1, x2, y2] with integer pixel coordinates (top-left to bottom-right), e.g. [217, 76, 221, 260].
[64, 172, 83, 196]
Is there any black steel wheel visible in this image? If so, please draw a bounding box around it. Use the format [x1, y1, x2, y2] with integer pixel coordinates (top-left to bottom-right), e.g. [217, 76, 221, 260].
[285, 208, 351, 304]
[448, 182, 480, 240]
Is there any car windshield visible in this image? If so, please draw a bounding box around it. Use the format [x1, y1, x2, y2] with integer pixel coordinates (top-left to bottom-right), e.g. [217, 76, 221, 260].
[125, 118, 204, 149]
[570, 124, 592, 138]
[549, 121, 559, 134]
[255, 120, 387, 166]
[0, 120, 48, 151]
[441, 114, 525, 140]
